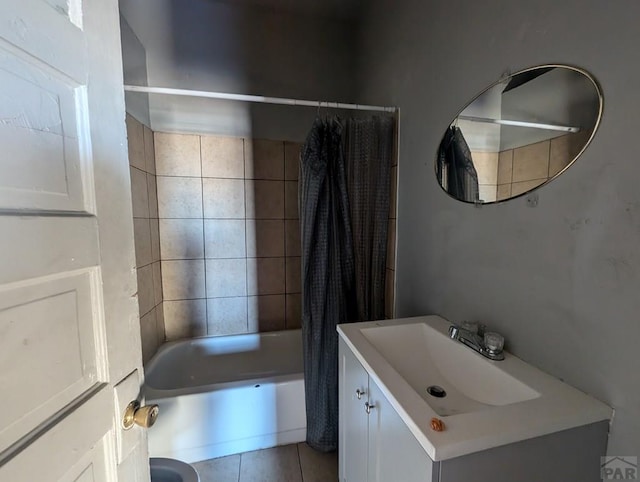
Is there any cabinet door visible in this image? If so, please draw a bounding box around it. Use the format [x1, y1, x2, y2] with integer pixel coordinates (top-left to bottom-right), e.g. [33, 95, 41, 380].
[339, 339, 370, 482]
[367, 379, 436, 482]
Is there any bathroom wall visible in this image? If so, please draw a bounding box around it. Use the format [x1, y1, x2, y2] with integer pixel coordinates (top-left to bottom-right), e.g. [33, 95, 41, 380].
[155, 132, 303, 339]
[119, 0, 397, 341]
[118, 0, 358, 141]
[126, 114, 165, 363]
[356, 0, 640, 453]
[120, 15, 149, 127]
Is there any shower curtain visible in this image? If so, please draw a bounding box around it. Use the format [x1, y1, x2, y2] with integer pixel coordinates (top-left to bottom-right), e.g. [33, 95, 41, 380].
[299, 115, 394, 451]
[436, 126, 479, 202]
[345, 117, 394, 322]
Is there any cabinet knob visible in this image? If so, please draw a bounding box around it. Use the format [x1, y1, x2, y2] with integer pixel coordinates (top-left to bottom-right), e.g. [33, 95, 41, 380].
[365, 402, 375, 414]
[356, 388, 366, 400]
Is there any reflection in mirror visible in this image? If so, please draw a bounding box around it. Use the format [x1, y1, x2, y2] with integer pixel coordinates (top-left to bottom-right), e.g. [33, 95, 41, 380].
[436, 65, 602, 204]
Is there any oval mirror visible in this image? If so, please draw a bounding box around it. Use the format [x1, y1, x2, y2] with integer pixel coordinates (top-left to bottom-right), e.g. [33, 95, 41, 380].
[435, 65, 603, 203]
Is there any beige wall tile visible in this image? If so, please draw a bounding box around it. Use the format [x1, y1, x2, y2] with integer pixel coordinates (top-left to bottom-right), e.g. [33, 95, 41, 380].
[247, 257, 285, 296]
[137, 264, 155, 316]
[143, 125, 156, 174]
[386, 219, 396, 270]
[203, 178, 245, 218]
[549, 134, 576, 177]
[284, 142, 302, 181]
[497, 150, 513, 184]
[245, 180, 284, 219]
[512, 140, 550, 182]
[157, 176, 203, 219]
[385, 269, 395, 319]
[471, 151, 499, 185]
[152, 261, 163, 306]
[286, 256, 301, 294]
[204, 219, 246, 258]
[155, 132, 201, 177]
[155, 304, 165, 345]
[245, 139, 284, 180]
[248, 295, 286, 332]
[133, 218, 152, 268]
[161, 259, 205, 300]
[511, 179, 545, 197]
[159, 218, 204, 259]
[163, 299, 207, 340]
[206, 258, 247, 297]
[126, 114, 145, 171]
[140, 308, 158, 364]
[246, 220, 284, 258]
[130, 167, 149, 218]
[149, 219, 161, 262]
[201, 135, 244, 179]
[147, 174, 159, 218]
[497, 184, 512, 201]
[286, 293, 302, 329]
[285, 219, 301, 257]
[284, 181, 299, 219]
[389, 165, 397, 219]
[478, 184, 497, 202]
[207, 297, 248, 335]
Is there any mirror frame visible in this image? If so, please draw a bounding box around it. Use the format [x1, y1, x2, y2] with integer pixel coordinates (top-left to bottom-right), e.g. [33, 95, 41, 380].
[435, 64, 604, 204]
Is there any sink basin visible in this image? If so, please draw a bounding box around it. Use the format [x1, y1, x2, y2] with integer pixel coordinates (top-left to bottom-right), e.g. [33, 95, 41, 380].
[360, 323, 539, 416]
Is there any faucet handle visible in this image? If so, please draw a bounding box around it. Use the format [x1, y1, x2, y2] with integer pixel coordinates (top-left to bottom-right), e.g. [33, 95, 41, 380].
[484, 332, 505, 354]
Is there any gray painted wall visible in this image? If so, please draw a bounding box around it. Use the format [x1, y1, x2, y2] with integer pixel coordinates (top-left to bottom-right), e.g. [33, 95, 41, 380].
[119, 0, 357, 140]
[356, 0, 640, 454]
[120, 14, 150, 126]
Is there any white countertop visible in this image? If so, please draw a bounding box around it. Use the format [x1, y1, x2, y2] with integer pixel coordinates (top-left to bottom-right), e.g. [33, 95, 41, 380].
[337, 315, 612, 461]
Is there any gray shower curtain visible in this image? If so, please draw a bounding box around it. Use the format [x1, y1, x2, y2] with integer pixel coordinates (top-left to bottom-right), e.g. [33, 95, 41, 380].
[300, 117, 356, 452]
[299, 115, 394, 452]
[345, 117, 394, 322]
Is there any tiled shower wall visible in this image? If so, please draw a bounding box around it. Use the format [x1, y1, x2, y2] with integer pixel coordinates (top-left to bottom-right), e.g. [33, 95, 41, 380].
[126, 114, 165, 363]
[469, 131, 591, 203]
[496, 131, 591, 200]
[154, 134, 303, 340]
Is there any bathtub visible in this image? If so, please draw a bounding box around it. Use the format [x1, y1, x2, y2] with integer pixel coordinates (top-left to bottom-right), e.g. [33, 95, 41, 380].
[144, 329, 306, 462]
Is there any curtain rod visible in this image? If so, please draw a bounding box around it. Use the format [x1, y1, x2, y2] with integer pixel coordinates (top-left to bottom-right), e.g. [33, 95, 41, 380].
[124, 85, 397, 113]
[457, 115, 580, 133]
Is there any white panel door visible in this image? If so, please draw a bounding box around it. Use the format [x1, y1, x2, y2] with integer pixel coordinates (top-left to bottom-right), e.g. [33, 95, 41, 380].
[0, 0, 147, 480]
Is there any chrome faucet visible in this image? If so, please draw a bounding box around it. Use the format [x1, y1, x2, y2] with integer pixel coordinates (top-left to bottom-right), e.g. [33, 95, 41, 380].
[448, 323, 505, 361]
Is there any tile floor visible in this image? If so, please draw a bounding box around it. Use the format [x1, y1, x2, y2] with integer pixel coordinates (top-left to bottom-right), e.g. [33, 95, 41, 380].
[192, 443, 338, 482]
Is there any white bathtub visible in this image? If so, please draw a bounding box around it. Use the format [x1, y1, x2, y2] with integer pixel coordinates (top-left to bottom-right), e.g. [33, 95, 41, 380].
[144, 329, 306, 462]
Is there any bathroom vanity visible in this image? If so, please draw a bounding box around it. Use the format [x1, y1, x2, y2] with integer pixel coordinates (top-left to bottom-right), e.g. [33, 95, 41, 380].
[337, 316, 611, 482]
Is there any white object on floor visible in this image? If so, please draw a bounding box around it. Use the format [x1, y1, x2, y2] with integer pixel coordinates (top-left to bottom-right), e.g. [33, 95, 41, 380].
[150, 458, 199, 482]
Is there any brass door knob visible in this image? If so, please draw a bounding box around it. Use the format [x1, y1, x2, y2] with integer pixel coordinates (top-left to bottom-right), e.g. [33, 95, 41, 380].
[122, 400, 159, 430]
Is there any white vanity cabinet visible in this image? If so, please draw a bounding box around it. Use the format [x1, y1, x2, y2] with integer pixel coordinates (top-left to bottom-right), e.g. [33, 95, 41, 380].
[338, 331, 609, 482]
[339, 339, 435, 482]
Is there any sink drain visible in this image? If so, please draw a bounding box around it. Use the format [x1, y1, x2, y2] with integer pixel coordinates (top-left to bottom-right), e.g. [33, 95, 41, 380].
[427, 385, 447, 398]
